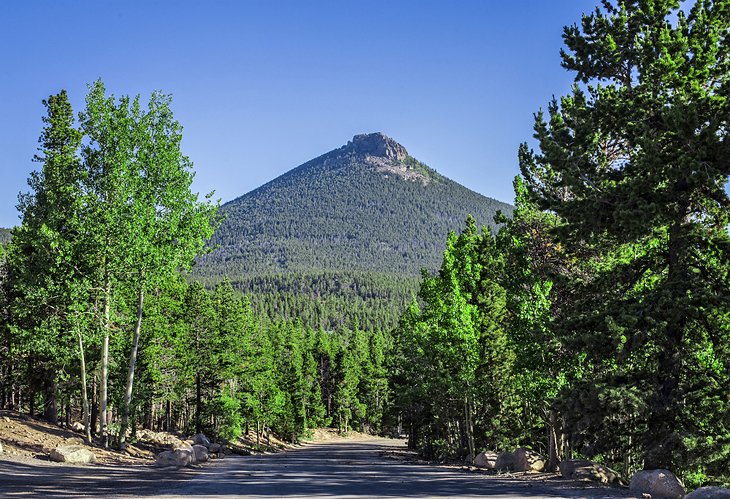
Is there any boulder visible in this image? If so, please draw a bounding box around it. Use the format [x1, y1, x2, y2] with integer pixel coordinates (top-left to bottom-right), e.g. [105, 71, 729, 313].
[175, 443, 196, 465]
[559, 459, 624, 485]
[630, 469, 685, 499]
[474, 450, 498, 469]
[193, 433, 211, 448]
[685, 486, 730, 499]
[155, 450, 186, 467]
[209, 442, 222, 454]
[70, 421, 84, 432]
[495, 451, 516, 471]
[49, 445, 96, 464]
[193, 444, 209, 463]
[514, 447, 546, 472]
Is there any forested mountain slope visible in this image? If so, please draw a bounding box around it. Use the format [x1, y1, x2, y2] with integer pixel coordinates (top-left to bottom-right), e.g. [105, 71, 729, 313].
[0, 228, 11, 246]
[194, 133, 512, 329]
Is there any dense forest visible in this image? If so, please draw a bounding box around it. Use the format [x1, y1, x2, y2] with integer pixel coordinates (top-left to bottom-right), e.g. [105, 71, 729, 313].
[193, 132, 512, 330]
[0, 0, 729, 492]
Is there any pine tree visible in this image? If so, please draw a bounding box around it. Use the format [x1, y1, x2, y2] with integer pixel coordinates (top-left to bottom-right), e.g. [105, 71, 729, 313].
[8, 90, 91, 426]
[520, 0, 730, 474]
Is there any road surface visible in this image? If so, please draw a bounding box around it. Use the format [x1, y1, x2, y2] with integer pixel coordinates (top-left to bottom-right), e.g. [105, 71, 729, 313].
[0, 438, 640, 498]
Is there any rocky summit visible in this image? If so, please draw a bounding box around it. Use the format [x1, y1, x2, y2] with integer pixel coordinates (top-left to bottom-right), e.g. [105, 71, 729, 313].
[194, 133, 512, 330]
[348, 132, 408, 162]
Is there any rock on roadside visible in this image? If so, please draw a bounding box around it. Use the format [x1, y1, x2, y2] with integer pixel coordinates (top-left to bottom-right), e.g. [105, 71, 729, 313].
[193, 433, 211, 448]
[630, 469, 685, 499]
[193, 444, 208, 463]
[49, 445, 96, 464]
[514, 447, 545, 472]
[474, 450, 498, 469]
[156, 445, 195, 467]
[495, 451, 516, 471]
[559, 459, 624, 485]
[685, 486, 730, 498]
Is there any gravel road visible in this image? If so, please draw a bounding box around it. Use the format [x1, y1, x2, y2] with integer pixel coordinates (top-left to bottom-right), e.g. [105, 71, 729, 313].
[0, 438, 641, 498]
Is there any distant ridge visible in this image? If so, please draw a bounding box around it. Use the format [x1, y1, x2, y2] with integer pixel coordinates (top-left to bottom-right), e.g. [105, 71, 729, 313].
[194, 133, 513, 329]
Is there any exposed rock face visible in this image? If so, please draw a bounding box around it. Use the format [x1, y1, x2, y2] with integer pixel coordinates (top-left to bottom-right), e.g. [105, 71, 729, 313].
[630, 469, 685, 499]
[193, 444, 209, 463]
[686, 486, 730, 498]
[559, 459, 624, 485]
[495, 451, 516, 471]
[49, 445, 96, 464]
[349, 132, 408, 162]
[344, 132, 433, 184]
[474, 450, 498, 469]
[514, 447, 546, 472]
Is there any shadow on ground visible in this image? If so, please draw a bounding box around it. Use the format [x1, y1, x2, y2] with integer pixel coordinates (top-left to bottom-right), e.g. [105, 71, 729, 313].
[0, 439, 639, 498]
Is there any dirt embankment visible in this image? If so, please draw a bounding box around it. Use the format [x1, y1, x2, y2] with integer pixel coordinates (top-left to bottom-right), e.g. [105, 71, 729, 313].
[0, 410, 156, 466]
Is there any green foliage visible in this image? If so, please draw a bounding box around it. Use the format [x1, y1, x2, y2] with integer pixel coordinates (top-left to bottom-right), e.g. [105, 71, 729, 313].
[519, 0, 730, 480]
[392, 217, 516, 459]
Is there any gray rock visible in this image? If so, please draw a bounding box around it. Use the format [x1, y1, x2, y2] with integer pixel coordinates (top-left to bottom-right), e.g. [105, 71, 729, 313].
[686, 486, 730, 498]
[630, 469, 685, 499]
[209, 442, 222, 453]
[175, 443, 196, 465]
[193, 433, 211, 448]
[559, 459, 624, 485]
[495, 451, 516, 471]
[349, 133, 408, 162]
[474, 450, 498, 469]
[155, 450, 181, 467]
[514, 447, 545, 472]
[193, 444, 208, 463]
[49, 445, 96, 464]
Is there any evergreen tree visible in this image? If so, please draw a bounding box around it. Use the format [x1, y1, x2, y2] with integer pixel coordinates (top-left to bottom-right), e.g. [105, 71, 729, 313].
[7, 90, 91, 426]
[520, 0, 730, 474]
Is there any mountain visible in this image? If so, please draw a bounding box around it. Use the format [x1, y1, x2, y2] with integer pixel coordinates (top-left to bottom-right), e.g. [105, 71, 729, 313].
[194, 132, 513, 330]
[0, 228, 11, 246]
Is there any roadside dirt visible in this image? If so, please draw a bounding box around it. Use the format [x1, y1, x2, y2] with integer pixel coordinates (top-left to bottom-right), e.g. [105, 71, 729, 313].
[0, 410, 154, 465]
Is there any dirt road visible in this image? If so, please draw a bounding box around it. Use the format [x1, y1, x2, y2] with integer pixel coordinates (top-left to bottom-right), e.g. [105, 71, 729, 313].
[0, 438, 640, 498]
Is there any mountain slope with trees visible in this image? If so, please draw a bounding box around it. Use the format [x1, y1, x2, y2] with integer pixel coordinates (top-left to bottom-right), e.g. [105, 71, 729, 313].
[0, 228, 11, 246]
[194, 132, 513, 330]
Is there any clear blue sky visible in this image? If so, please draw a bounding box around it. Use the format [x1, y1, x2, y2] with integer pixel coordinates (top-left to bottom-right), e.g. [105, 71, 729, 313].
[0, 1, 592, 228]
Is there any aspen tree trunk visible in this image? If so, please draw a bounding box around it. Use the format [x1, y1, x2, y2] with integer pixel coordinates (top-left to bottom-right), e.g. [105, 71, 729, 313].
[78, 330, 92, 444]
[100, 272, 111, 448]
[120, 284, 145, 450]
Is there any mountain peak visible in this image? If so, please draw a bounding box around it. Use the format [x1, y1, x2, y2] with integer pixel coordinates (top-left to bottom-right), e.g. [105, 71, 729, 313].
[347, 132, 408, 162]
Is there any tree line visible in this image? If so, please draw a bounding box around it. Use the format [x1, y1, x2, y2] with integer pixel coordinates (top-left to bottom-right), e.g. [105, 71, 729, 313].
[392, 0, 730, 488]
